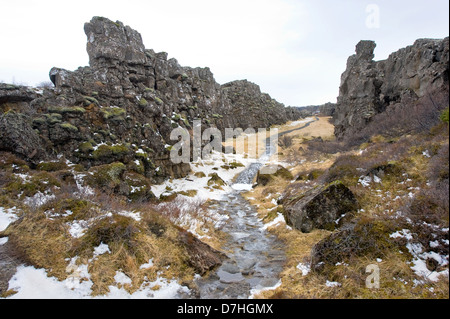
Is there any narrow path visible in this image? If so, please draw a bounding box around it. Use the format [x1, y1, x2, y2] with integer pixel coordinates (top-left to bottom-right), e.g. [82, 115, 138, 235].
[195, 117, 318, 299]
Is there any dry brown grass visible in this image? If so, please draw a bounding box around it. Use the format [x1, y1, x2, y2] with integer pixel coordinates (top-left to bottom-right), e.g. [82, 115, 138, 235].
[246, 117, 449, 299]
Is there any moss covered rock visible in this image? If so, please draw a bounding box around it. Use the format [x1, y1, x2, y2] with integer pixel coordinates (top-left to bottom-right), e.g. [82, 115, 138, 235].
[86, 162, 126, 191]
[282, 181, 359, 233]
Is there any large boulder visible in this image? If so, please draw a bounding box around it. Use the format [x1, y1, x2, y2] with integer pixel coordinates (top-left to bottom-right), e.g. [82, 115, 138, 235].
[0, 111, 46, 164]
[282, 181, 359, 233]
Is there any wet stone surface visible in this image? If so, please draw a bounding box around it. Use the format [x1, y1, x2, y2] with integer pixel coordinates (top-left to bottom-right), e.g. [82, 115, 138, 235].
[195, 192, 286, 299]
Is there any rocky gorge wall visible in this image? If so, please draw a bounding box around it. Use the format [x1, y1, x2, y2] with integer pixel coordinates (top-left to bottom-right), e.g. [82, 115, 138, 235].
[0, 17, 301, 183]
[334, 37, 449, 140]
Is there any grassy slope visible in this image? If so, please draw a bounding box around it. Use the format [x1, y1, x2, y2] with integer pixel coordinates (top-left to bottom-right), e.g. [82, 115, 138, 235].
[243, 117, 449, 299]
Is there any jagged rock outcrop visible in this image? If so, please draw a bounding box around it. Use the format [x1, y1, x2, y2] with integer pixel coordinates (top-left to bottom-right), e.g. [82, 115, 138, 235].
[0, 16, 301, 182]
[222, 80, 295, 129]
[334, 37, 449, 140]
[296, 102, 336, 117]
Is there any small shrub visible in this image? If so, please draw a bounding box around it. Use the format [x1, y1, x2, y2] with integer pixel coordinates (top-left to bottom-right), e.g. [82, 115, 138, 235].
[36, 161, 69, 172]
[279, 135, 293, 148]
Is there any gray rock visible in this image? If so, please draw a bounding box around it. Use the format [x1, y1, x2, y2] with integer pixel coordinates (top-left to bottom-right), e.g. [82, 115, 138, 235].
[2, 16, 302, 182]
[0, 111, 46, 164]
[334, 37, 449, 140]
[282, 181, 359, 233]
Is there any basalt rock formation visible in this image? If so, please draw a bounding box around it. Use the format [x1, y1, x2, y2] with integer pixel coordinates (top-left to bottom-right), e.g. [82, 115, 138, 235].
[334, 37, 449, 140]
[0, 16, 301, 184]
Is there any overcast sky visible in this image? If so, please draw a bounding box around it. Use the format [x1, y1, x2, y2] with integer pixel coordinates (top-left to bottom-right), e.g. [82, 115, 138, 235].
[0, 0, 448, 106]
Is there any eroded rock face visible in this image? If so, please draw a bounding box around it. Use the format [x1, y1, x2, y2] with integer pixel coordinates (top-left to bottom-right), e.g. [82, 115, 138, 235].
[334, 37, 449, 140]
[282, 181, 359, 233]
[0, 16, 301, 182]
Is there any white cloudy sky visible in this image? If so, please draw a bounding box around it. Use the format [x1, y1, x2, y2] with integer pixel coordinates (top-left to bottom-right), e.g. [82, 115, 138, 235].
[0, 0, 448, 106]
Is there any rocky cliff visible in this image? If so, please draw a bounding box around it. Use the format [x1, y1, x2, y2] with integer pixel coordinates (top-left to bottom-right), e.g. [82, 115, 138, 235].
[0, 17, 301, 183]
[334, 37, 449, 140]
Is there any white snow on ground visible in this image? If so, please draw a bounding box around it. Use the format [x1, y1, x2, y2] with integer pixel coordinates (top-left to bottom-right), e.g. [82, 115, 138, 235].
[23, 192, 56, 208]
[0, 207, 18, 247]
[3, 243, 189, 299]
[154, 197, 229, 239]
[358, 175, 381, 187]
[287, 119, 310, 127]
[5, 265, 189, 299]
[296, 263, 311, 276]
[93, 243, 111, 257]
[151, 150, 254, 202]
[117, 210, 142, 222]
[249, 279, 282, 299]
[262, 213, 286, 230]
[390, 228, 449, 283]
[139, 259, 154, 269]
[326, 281, 342, 288]
[114, 271, 132, 285]
[232, 184, 254, 191]
[67, 220, 89, 238]
[0, 207, 18, 232]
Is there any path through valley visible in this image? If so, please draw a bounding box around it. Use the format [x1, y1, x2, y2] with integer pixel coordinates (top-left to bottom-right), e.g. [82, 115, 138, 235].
[194, 117, 318, 299]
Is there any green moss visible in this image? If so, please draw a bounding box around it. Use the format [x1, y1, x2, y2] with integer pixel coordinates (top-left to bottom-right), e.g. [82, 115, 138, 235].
[100, 107, 126, 121]
[307, 169, 324, 180]
[154, 97, 163, 105]
[129, 159, 145, 175]
[440, 107, 449, 124]
[78, 141, 94, 153]
[77, 214, 144, 254]
[32, 117, 47, 126]
[86, 162, 126, 190]
[212, 114, 223, 119]
[5, 171, 61, 198]
[59, 122, 79, 133]
[139, 98, 148, 107]
[36, 161, 69, 172]
[41, 198, 94, 221]
[92, 144, 130, 160]
[47, 106, 86, 115]
[172, 113, 182, 121]
[83, 96, 99, 106]
[44, 113, 63, 125]
[124, 172, 155, 202]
